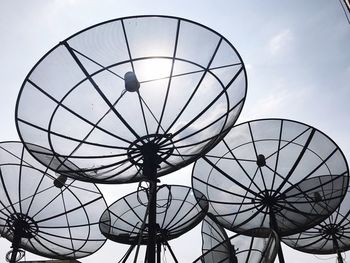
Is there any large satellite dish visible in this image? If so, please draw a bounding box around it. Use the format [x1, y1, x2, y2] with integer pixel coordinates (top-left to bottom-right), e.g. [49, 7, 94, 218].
[192, 118, 349, 262]
[15, 15, 247, 262]
[15, 15, 247, 184]
[282, 190, 350, 263]
[99, 185, 208, 262]
[0, 141, 107, 262]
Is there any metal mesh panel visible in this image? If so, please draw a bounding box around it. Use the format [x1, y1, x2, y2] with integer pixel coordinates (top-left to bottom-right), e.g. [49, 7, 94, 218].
[15, 15, 247, 184]
[192, 118, 349, 236]
[282, 189, 350, 254]
[193, 229, 278, 263]
[99, 185, 208, 244]
[201, 215, 232, 262]
[0, 142, 107, 259]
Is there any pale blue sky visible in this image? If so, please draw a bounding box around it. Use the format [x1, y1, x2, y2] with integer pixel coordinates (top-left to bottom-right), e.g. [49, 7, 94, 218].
[0, 1, 349, 262]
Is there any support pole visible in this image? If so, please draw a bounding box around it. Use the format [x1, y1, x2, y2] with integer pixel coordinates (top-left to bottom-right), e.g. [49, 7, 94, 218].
[145, 245, 149, 263]
[141, 143, 160, 263]
[333, 235, 344, 263]
[147, 177, 157, 263]
[336, 250, 344, 263]
[10, 228, 22, 263]
[157, 242, 161, 263]
[269, 211, 285, 263]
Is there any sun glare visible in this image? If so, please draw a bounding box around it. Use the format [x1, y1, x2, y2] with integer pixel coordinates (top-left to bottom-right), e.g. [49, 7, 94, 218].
[134, 58, 173, 82]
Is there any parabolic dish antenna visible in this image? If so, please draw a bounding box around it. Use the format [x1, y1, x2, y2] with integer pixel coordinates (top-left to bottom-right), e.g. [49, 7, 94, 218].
[99, 185, 208, 262]
[0, 141, 107, 262]
[15, 15, 247, 184]
[200, 214, 233, 262]
[282, 188, 350, 263]
[195, 214, 278, 263]
[15, 15, 247, 263]
[192, 118, 349, 262]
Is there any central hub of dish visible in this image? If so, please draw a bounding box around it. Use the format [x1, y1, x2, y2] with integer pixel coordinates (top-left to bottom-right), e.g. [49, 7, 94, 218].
[127, 134, 174, 167]
[321, 223, 344, 236]
[6, 213, 38, 239]
[253, 190, 283, 214]
[140, 142, 160, 162]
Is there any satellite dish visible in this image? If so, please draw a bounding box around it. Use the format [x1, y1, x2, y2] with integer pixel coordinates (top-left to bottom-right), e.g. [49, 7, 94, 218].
[0, 141, 107, 262]
[15, 15, 247, 184]
[194, 215, 278, 263]
[192, 118, 349, 262]
[15, 15, 247, 262]
[99, 185, 208, 262]
[200, 214, 233, 262]
[282, 187, 350, 263]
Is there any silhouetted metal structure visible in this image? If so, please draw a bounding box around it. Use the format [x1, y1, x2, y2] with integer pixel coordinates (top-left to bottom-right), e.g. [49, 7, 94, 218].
[99, 185, 208, 262]
[283, 185, 350, 263]
[194, 214, 278, 262]
[15, 15, 247, 262]
[0, 142, 107, 262]
[339, 0, 350, 24]
[192, 118, 349, 263]
[200, 214, 231, 262]
[345, 0, 350, 12]
[22, 260, 81, 263]
[15, 15, 247, 184]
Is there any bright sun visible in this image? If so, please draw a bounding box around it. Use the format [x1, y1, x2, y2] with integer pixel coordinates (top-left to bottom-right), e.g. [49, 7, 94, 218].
[134, 58, 173, 82]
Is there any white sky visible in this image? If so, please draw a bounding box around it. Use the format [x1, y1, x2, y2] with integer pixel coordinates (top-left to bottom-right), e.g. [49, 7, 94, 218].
[0, 0, 349, 262]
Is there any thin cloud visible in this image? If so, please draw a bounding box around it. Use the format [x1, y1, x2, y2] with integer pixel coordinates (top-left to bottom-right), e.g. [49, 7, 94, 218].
[241, 78, 313, 121]
[269, 29, 294, 55]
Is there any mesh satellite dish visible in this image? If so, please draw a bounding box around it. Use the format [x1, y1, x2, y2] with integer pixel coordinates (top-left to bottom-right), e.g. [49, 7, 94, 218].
[99, 185, 208, 262]
[282, 188, 350, 263]
[194, 214, 278, 263]
[0, 141, 107, 262]
[200, 214, 233, 262]
[192, 118, 349, 262]
[15, 15, 247, 184]
[15, 15, 247, 262]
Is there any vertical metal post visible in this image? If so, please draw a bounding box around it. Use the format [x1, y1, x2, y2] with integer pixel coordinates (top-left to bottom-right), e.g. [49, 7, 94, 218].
[337, 250, 344, 263]
[157, 242, 161, 263]
[269, 211, 285, 263]
[333, 235, 344, 263]
[147, 177, 157, 263]
[142, 143, 159, 263]
[10, 228, 21, 263]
